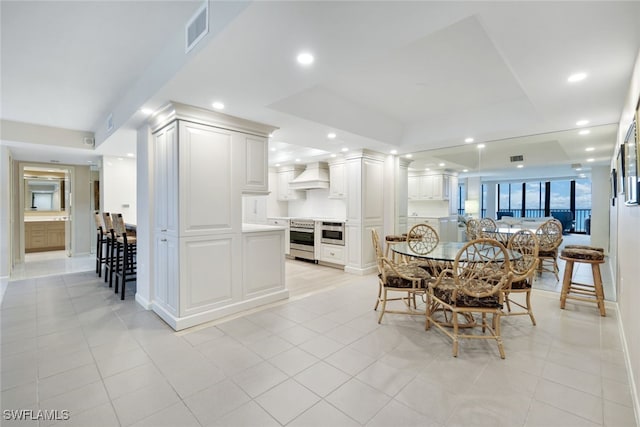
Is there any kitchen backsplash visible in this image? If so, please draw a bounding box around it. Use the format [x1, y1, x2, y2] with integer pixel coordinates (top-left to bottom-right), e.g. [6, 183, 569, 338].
[407, 200, 450, 217]
[287, 188, 346, 218]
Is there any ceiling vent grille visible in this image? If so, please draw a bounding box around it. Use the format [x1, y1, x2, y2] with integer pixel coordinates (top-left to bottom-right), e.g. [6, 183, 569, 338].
[185, 2, 209, 53]
[510, 155, 524, 162]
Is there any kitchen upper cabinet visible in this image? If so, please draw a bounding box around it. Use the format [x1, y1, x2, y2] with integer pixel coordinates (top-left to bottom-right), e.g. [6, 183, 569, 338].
[328, 160, 346, 199]
[277, 166, 306, 201]
[241, 135, 268, 194]
[407, 174, 450, 201]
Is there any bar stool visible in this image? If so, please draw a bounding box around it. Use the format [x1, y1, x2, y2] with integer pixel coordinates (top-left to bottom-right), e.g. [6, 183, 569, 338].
[112, 213, 137, 300]
[94, 211, 108, 277]
[102, 212, 116, 287]
[385, 234, 406, 263]
[559, 246, 606, 316]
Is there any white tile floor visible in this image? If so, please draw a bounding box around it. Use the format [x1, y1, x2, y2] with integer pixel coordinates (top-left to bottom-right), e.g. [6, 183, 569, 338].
[1, 242, 636, 427]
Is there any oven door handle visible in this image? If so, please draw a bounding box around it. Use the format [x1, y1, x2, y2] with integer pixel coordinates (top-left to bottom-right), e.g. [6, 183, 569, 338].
[290, 228, 314, 233]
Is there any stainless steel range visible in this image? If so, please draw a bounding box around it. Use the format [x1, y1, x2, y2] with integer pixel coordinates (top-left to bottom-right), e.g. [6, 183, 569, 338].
[289, 219, 316, 261]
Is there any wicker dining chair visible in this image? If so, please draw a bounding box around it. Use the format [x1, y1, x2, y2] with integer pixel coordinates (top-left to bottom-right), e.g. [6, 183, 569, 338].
[405, 223, 441, 276]
[372, 229, 431, 324]
[535, 219, 563, 281]
[478, 217, 497, 236]
[503, 229, 539, 325]
[466, 219, 481, 240]
[426, 238, 514, 359]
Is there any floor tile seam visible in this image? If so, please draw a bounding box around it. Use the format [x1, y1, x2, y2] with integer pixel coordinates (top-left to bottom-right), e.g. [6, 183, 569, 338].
[38, 380, 116, 426]
[227, 361, 291, 399]
[526, 396, 605, 426]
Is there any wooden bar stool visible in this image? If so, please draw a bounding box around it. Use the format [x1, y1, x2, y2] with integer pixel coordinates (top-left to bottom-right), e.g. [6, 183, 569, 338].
[102, 212, 116, 286]
[94, 211, 108, 277]
[112, 213, 137, 300]
[559, 247, 606, 316]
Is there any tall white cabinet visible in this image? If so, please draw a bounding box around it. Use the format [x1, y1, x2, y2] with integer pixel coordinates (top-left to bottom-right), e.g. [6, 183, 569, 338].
[148, 102, 286, 330]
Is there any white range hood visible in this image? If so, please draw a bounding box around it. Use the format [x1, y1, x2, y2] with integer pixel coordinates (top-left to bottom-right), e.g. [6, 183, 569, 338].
[289, 162, 329, 190]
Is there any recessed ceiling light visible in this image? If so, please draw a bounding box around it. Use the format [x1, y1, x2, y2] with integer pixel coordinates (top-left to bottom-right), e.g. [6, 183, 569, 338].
[579, 129, 591, 135]
[126, 153, 134, 157]
[268, 133, 274, 138]
[462, 169, 469, 173]
[341, 147, 349, 152]
[587, 158, 595, 162]
[576, 119, 589, 126]
[327, 132, 336, 139]
[212, 102, 225, 110]
[585, 147, 595, 152]
[477, 144, 485, 149]
[424, 168, 430, 171]
[270, 147, 276, 152]
[87, 160, 93, 163]
[275, 163, 281, 167]
[517, 164, 524, 169]
[438, 162, 445, 167]
[405, 154, 413, 158]
[390, 150, 398, 155]
[141, 108, 153, 115]
[118, 157, 123, 161]
[295, 158, 301, 162]
[568, 72, 587, 83]
[296, 52, 314, 65]
[330, 154, 337, 158]
[465, 137, 474, 143]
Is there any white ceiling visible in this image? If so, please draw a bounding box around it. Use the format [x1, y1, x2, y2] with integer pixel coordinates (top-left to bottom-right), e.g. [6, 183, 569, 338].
[1, 1, 639, 178]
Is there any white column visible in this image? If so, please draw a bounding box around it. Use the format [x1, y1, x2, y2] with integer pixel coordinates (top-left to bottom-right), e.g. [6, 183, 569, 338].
[135, 125, 152, 308]
[590, 165, 610, 252]
[466, 176, 482, 218]
[0, 146, 11, 280]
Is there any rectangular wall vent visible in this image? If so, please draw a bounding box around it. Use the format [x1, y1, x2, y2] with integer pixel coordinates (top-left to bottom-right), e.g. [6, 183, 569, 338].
[106, 113, 114, 132]
[510, 155, 524, 162]
[185, 2, 209, 53]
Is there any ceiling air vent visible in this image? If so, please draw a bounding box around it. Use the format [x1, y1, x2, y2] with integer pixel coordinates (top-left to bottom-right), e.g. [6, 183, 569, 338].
[510, 155, 524, 162]
[185, 2, 209, 53]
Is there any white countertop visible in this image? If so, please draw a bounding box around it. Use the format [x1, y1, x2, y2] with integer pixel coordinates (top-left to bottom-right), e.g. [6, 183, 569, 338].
[242, 223, 287, 233]
[24, 216, 68, 222]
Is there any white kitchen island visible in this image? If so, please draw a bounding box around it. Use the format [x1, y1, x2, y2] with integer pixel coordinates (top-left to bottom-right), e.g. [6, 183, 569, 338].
[144, 102, 288, 331]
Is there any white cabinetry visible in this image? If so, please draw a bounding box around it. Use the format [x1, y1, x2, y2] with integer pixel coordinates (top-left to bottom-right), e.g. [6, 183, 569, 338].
[267, 218, 290, 255]
[149, 102, 285, 331]
[319, 243, 345, 265]
[243, 230, 285, 297]
[407, 216, 441, 236]
[240, 135, 268, 194]
[407, 173, 450, 200]
[277, 166, 306, 201]
[328, 160, 346, 199]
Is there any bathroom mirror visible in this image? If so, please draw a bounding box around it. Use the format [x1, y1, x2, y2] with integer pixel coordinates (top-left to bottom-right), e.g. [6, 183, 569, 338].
[24, 177, 66, 212]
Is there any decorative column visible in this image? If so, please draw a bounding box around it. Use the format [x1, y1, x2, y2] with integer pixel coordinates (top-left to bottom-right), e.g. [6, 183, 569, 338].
[344, 149, 386, 275]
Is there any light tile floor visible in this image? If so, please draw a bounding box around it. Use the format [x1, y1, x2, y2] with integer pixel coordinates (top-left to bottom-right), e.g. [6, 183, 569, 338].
[1, 253, 637, 427]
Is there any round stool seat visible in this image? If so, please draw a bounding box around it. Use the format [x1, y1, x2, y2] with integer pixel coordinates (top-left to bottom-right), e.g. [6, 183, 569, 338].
[564, 244, 604, 253]
[560, 248, 604, 262]
[385, 235, 405, 242]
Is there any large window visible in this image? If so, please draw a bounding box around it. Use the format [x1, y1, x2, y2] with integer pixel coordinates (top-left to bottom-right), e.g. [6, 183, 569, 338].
[492, 179, 591, 232]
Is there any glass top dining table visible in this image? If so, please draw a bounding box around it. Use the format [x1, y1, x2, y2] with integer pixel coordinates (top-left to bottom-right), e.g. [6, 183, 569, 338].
[391, 240, 522, 262]
[481, 227, 538, 244]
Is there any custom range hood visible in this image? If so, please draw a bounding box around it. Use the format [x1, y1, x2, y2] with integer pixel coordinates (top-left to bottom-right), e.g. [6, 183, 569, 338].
[289, 162, 329, 190]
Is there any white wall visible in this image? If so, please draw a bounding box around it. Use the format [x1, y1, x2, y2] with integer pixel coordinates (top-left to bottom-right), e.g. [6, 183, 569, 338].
[266, 170, 287, 218]
[135, 126, 152, 308]
[102, 156, 137, 223]
[287, 188, 346, 219]
[612, 47, 640, 423]
[0, 146, 11, 279]
[72, 165, 92, 255]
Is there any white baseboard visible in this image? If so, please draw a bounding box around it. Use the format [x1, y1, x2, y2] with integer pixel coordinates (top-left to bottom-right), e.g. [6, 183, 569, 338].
[152, 289, 290, 331]
[135, 292, 152, 310]
[615, 301, 640, 426]
[345, 265, 376, 275]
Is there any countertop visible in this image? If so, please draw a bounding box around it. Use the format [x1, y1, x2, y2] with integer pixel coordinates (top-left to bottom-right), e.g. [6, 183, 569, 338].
[242, 223, 287, 233]
[267, 216, 346, 223]
[24, 216, 68, 222]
